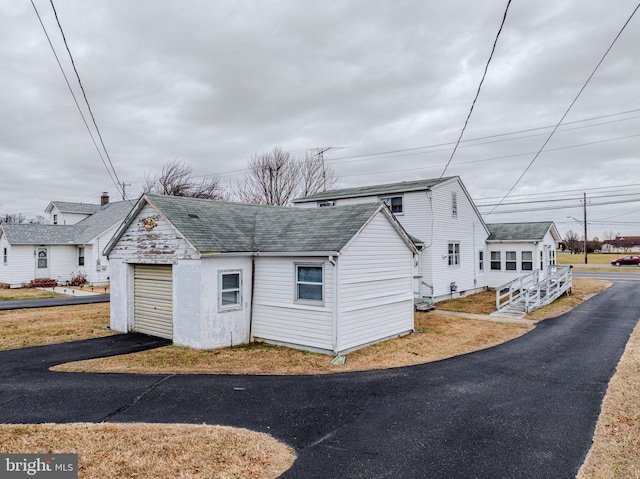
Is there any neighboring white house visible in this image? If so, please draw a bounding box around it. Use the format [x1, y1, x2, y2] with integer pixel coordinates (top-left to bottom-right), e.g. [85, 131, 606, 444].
[485, 222, 561, 288]
[0, 197, 132, 288]
[44, 194, 108, 225]
[293, 176, 491, 302]
[105, 193, 419, 355]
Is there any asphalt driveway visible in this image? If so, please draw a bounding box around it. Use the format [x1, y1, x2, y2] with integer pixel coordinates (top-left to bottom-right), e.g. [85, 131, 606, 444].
[0, 294, 110, 310]
[1, 282, 638, 478]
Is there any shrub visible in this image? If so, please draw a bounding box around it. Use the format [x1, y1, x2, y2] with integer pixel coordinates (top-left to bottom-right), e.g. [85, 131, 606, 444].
[69, 271, 87, 287]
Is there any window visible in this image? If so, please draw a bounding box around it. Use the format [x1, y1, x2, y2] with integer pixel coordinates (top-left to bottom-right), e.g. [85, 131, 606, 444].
[506, 251, 517, 270]
[478, 251, 484, 271]
[53, 214, 58, 225]
[318, 200, 336, 207]
[37, 248, 47, 269]
[521, 251, 533, 271]
[549, 249, 556, 265]
[78, 247, 85, 266]
[451, 192, 458, 218]
[2, 247, 7, 265]
[379, 195, 403, 214]
[219, 271, 242, 310]
[491, 251, 501, 270]
[448, 242, 460, 266]
[540, 251, 544, 271]
[296, 264, 323, 302]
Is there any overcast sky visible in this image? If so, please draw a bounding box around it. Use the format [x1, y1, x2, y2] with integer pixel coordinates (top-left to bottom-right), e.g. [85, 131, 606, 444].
[1, 0, 639, 239]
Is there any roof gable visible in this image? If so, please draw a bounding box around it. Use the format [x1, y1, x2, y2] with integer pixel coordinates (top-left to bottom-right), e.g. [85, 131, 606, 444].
[45, 201, 99, 215]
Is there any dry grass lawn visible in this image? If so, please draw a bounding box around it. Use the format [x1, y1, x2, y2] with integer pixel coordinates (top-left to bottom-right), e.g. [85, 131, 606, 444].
[0, 303, 115, 350]
[578, 321, 640, 479]
[557, 252, 640, 266]
[0, 288, 63, 301]
[0, 423, 295, 479]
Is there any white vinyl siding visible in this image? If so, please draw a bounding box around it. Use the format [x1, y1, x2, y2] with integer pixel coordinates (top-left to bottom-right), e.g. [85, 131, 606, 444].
[134, 264, 173, 339]
[337, 213, 413, 352]
[252, 257, 334, 351]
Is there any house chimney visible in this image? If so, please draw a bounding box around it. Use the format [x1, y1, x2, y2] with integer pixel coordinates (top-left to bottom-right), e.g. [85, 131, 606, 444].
[100, 192, 109, 206]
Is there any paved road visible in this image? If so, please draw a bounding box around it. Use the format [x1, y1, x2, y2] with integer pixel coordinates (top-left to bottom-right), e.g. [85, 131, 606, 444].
[0, 294, 110, 310]
[573, 270, 640, 282]
[1, 283, 638, 478]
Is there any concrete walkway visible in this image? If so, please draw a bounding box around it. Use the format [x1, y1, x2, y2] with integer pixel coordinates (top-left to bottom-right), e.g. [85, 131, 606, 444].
[431, 308, 536, 325]
[1, 282, 638, 478]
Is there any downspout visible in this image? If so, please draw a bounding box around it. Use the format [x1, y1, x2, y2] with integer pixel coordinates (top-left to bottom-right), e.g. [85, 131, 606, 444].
[329, 255, 338, 354]
[249, 254, 257, 343]
[473, 222, 477, 287]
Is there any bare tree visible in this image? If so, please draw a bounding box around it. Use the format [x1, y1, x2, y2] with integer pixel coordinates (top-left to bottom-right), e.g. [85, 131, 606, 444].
[29, 215, 47, 225]
[0, 212, 27, 224]
[237, 147, 338, 205]
[144, 159, 226, 200]
[563, 230, 582, 254]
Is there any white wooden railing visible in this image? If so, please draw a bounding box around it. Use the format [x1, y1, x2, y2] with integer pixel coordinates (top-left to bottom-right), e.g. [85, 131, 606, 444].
[496, 266, 572, 314]
[414, 276, 434, 308]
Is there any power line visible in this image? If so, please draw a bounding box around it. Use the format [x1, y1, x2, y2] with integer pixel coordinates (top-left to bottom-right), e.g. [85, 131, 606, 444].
[439, 0, 513, 178]
[475, 182, 640, 202]
[30, 0, 122, 195]
[486, 2, 640, 216]
[48, 0, 125, 200]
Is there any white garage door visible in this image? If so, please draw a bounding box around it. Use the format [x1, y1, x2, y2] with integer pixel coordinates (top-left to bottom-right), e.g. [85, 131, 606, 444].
[134, 264, 173, 339]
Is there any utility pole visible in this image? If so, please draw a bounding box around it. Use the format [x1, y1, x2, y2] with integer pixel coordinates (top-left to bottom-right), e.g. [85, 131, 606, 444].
[121, 182, 131, 201]
[583, 192, 588, 264]
[311, 147, 349, 191]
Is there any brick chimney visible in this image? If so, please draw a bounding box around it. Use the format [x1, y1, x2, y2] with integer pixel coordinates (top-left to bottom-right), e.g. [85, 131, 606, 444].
[100, 192, 109, 206]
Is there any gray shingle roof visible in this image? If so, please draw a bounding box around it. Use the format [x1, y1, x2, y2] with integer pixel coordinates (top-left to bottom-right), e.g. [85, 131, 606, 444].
[1, 224, 84, 244]
[1, 201, 133, 245]
[143, 194, 390, 253]
[74, 201, 135, 242]
[45, 201, 99, 215]
[486, 222, 555, 242]
[292, 177, 456, 202]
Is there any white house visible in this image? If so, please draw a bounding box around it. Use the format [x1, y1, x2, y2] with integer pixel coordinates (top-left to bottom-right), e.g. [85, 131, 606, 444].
[485, 222, 561, 288]
[105, 194, 419, 355]
[293, 176, 491, 302]
[0, 196, 132, 288]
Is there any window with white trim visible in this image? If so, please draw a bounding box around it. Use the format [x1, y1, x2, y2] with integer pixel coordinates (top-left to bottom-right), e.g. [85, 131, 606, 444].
[318, 200, 336, 207]
[478, 251, 484, 271]
[78, 247, 85, 267]
[506, 251, 517, 270]
[295, 264, 324, 302]
[491, 251, 501, 270]
[379, 195, 403, 214]
[521, 251, 533, 271]
[451, 192, 458, 218]
[219, 271, 242, 310]
[53, 214, 58, 225]
[549, 249, 556, 265]
[2, 247, 7, 265]
[540, 251, 544, 271]
[448, 242, 460, 266]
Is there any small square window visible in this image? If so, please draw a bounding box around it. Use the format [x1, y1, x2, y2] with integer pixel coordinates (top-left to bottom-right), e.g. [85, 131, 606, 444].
[380, 196, 403, 214]
[219, 271, 242, 310]
[296, 264, 323, 302]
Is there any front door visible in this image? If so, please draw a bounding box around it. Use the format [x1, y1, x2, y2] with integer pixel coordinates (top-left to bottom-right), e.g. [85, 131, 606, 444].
[36, 247, 50, 278]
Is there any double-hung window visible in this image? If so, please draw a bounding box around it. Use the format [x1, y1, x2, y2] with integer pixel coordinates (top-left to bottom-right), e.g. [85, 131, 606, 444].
[2, 247, 7, 265]
[296, 264, 324, 303]
[478, 251, 484, 271]
[521, 251, 533, 271]
[78, 247, 85, 267]
[379, 195, 403, 214]
[506, 251, 517, 270]
[219, 271, 242, 310]
[490, 251, 501, 270]
[448, 242, 460, 266]
[451, 192, 458, 218]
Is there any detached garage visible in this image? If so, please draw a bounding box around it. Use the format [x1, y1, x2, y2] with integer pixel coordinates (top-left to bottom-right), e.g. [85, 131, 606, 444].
[105, 194, 419, 355]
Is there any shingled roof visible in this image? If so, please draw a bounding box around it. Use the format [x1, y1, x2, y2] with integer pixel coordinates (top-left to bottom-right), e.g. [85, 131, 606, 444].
[44, 201, 100, 215]
[486, 222, 558, 242]
[1, 201, 133, 245]
[292, 177, 455, 202]
[108, 194, 418, 255]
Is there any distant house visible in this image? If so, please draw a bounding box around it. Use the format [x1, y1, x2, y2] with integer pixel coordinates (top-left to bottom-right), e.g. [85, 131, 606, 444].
[0, 194, 131, 287]
[105, 194, 418, 354]
[485, 222, 561, 288]
[601, 236, 640, 253]
[293, 176, 491, 302]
